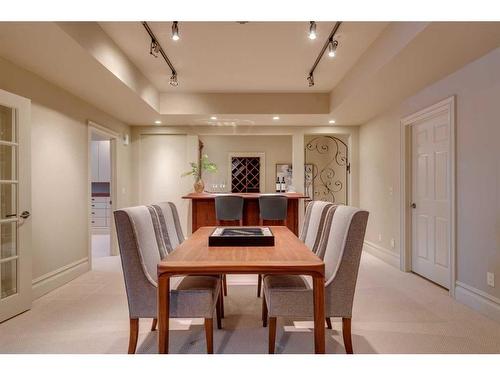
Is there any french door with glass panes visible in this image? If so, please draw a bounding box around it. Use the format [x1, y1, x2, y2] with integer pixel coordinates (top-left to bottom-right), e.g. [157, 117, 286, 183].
[0, 89, 31, 322]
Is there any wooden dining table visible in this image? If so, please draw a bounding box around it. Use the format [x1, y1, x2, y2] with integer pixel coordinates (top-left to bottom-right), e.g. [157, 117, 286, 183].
[157, 226, 326, 354]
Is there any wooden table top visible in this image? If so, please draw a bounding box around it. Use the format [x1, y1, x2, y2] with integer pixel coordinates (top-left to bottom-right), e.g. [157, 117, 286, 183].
[182, 192, 307, 200]
[158, 226, 324, 276]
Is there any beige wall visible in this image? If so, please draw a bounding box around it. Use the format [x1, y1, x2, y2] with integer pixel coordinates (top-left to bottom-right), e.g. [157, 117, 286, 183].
[0, 56, 132, 298]
[199, 135, 293, 193]
[359, 47, 500, 306]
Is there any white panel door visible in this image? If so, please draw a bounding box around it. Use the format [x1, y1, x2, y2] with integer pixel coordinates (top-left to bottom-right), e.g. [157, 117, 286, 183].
[0, 89, 31, 322]
[139, 134, 193, 235]
[411, 111, 450, 288]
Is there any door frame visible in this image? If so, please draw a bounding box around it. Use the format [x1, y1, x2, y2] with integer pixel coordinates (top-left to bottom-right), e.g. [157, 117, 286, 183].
[400, 96, 456, 296]
[87, 121, 119, 265]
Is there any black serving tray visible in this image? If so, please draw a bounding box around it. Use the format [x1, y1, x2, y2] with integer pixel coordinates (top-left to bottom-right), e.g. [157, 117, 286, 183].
[208, 227, 275, 247]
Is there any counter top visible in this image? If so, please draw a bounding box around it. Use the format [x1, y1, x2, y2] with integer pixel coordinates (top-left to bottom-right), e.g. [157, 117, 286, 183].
[182, 192, 307, 200]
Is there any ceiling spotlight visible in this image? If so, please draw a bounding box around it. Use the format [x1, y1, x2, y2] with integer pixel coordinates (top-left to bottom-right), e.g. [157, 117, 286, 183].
[210, 116, 217, 120]
[170, 73, 179, 87]
[329, 120, 336, 124]
[150, 39, 160, 57]
[328, 40, 338, 58]
[308, 21, 317, 40]
[307, 74, 314, 87]
[172, 21, 180, 41]
[273, 116, 280, 120]
[154, 120, 162, 124]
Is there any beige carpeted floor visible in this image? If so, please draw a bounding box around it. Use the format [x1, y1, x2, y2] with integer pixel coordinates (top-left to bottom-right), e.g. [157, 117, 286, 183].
[1, 252, 499, 354]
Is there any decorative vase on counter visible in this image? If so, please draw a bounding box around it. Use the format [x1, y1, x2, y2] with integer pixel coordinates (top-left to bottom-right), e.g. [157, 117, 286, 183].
[194, 178, 205, 193]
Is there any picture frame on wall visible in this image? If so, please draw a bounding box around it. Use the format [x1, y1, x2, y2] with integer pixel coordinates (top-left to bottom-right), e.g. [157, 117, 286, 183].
[275, 163, 292, 191]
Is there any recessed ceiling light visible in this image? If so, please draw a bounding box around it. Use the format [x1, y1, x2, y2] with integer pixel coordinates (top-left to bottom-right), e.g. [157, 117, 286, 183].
[210, 116, 217, 120]
[273, 116, 280, 120]
[329, 120, 336, 124]
[154, 120, 162, 125]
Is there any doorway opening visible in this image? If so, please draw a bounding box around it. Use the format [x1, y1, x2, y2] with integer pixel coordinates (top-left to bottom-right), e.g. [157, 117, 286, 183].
[88, 123, 117, 267]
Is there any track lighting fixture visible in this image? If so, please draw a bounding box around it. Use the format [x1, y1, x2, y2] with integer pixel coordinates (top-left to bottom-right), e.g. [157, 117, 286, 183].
[307, 74, 314, 87]
[150, 39, 160, 57]
[306, 22, 342, 87]
[328, 39, 338, 58]
[170, 73, 179, 87]
[308, 21, 317, 40]
[142, 22, 179, 87]
[172, 21, 180, 41]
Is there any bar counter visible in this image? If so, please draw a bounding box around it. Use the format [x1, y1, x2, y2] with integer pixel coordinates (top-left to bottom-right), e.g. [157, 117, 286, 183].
[182, 192, 307, 235]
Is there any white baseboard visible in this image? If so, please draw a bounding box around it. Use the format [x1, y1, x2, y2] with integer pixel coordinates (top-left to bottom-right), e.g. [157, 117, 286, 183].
[363, 240, 400, 268]
[226, 274, 258, 285]
[455, 281, 500, 323]
[32, 258, 90, 299]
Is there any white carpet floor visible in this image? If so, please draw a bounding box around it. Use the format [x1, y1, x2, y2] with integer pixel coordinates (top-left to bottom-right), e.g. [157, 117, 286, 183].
[1, 252, 499, 354]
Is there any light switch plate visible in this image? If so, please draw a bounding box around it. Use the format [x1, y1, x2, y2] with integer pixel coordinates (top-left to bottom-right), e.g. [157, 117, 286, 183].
[487, 272, 495, 287]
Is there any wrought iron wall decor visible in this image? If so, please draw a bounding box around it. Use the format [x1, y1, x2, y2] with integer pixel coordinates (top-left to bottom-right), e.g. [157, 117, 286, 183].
[304, 135, 349, 204]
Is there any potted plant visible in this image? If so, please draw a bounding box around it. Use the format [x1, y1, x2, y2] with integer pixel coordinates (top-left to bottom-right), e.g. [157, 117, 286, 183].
[182, 154, 217, 193]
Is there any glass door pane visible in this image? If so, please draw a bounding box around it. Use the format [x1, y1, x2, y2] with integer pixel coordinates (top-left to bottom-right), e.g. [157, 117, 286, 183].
[1, 260, 17, 299]
[0, 104, 16, 143]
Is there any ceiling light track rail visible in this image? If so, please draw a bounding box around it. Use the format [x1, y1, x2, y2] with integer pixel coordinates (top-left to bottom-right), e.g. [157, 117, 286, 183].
[142, 21, 178, 85]
[307, 21, 342, 87]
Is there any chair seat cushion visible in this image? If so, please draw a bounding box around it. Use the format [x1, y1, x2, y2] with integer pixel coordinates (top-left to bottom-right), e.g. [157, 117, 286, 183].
[170, 275, 221, 318]
[263, 275, 315, 317]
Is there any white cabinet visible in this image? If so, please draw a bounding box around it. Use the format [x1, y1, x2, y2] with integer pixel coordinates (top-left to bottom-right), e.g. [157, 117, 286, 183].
[90, 140, 111, 182]
[90, 142, 99, 182]
[98, 141, 111, 182]
[91, 197, 112, 229]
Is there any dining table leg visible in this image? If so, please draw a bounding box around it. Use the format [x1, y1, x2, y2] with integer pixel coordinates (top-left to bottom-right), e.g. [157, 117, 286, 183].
[313, 274, 325, 354]
[158, 273, 170, 354]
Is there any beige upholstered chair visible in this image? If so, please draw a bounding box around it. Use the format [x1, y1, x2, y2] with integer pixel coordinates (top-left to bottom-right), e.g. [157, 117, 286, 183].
[150, 201, 226, 320]
[114, 205, 222, 354]
[262, 205, 369, 354]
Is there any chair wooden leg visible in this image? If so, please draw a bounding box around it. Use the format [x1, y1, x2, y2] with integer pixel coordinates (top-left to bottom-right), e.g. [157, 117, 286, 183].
[223, 274, 228, 296]
[262, 291, 268, 327]
[128, 318, 139, 354]
[326, 317, 332, 330]
[151, 318, 157, 331]
[257, 274, 262, 297]
[216, 294, 222, 329]
[219, 281, 225, 318]
[342, 317, 353, 354]
[205, 318, 214, 354]
[268, 317, 277, 354]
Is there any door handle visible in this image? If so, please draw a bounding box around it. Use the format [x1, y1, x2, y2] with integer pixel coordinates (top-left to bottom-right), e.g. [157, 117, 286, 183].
[20, 211, 31, 219]
[411, 203, 416, 209]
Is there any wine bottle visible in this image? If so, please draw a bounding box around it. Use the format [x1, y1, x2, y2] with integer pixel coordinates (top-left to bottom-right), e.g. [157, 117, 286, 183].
[275, 177, 281, 192]
[281, 177, 286, 193]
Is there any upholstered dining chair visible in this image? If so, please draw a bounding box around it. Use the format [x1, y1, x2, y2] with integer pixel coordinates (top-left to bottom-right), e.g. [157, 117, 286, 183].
[298, 200, 336, 328]
[114, 205, 222, 354]
[149, 201, 226, 319]
[261, 205, 369, 354]
[214, 195, 244, 296]
[256, 195, 288, 297]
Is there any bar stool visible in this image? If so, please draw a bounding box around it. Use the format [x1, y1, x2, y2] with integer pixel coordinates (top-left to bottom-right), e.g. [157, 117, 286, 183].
[215, 195, 244, 226]
[257, 195, 288, 297]
[215, 195, 244, 296]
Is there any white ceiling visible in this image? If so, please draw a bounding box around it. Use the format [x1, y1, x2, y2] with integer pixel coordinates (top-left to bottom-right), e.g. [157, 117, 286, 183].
[99, 21, 388, 93]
